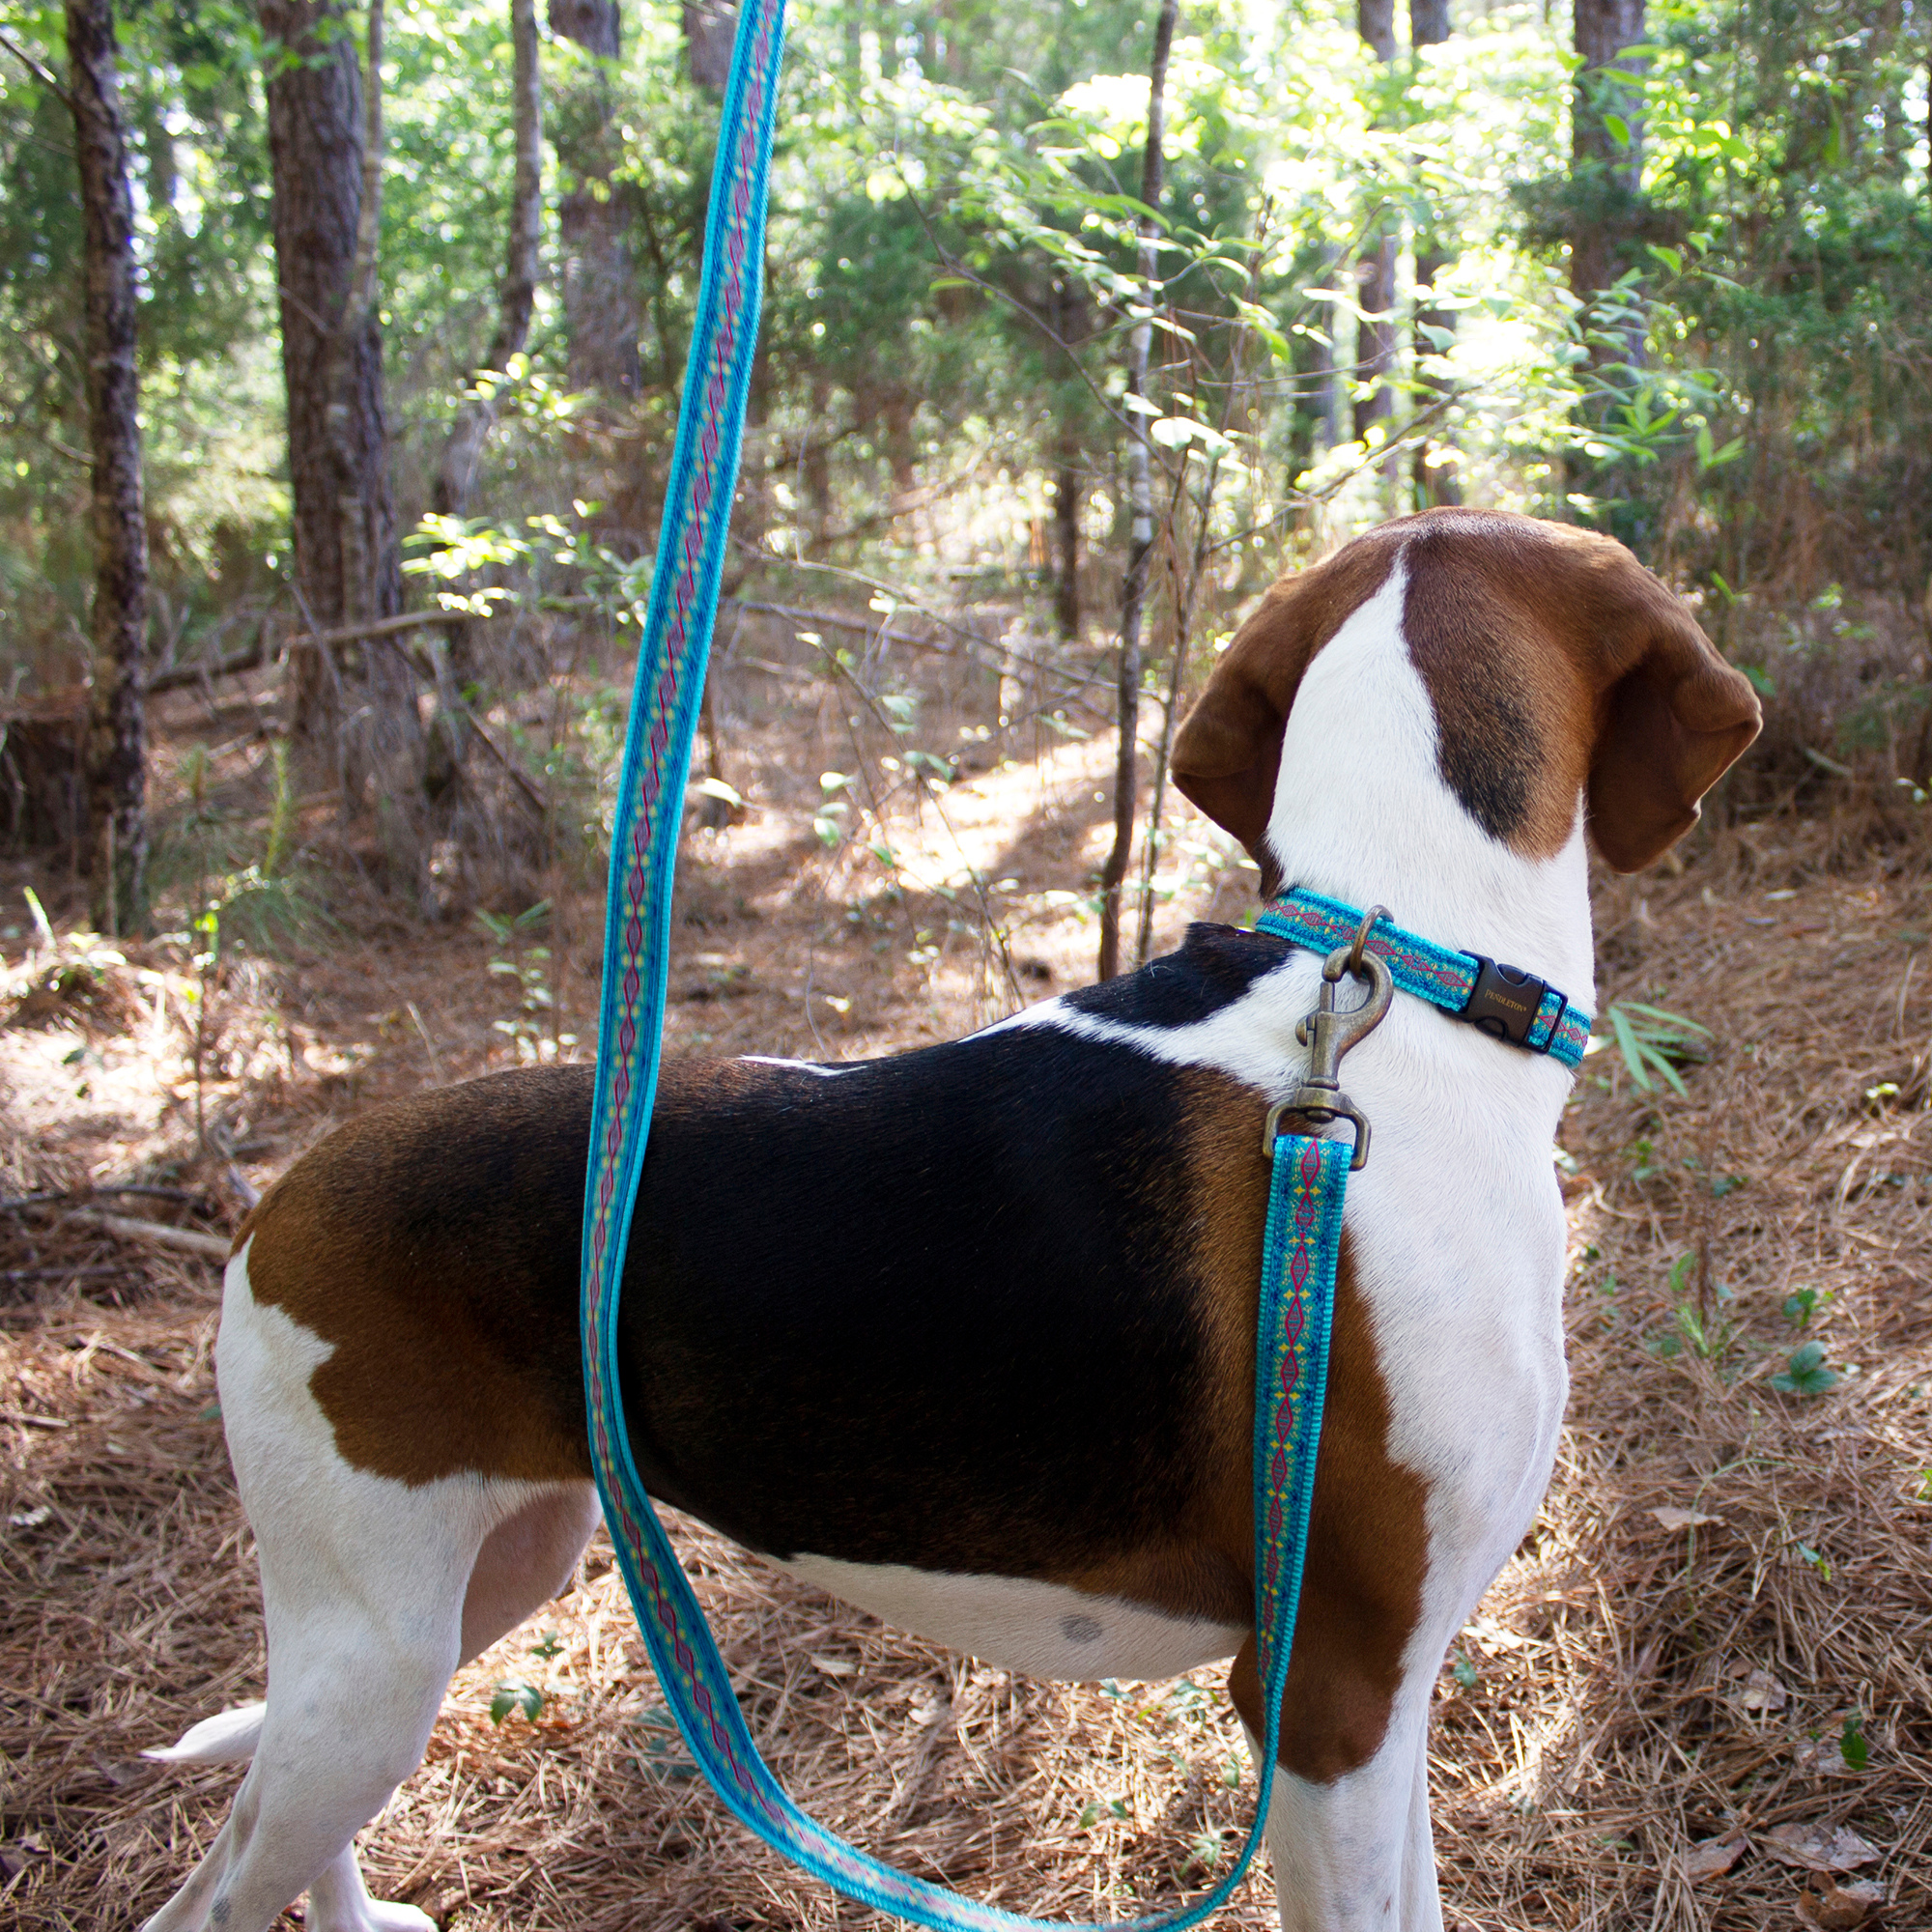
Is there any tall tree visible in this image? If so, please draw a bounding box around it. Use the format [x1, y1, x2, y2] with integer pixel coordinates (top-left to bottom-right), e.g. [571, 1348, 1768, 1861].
[682, 0, 736, 89]
[260, 0, 403, 745]
[549, 0, 639, 399]
[1409, 0, 1458, 507]
[433, 0, 544, 518]
[1095, 0, 1177, 984]
[65, 0, 148, 933]
[1571, 0, 1646, 309]
[1352, 0, 1397, 454]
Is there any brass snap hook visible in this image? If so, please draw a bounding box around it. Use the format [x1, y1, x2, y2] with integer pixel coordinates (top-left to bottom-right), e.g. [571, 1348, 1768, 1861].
[1267, 946, 1394, 1171]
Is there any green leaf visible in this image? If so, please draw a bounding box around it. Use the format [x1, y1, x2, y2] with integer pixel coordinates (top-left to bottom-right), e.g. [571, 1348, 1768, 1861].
[1839, 1713, 1868, 1773]
[1607, 1003, 1651, 1092]
[490, 1680, 543, 1724]
[1770, 1340, 1839, 1396]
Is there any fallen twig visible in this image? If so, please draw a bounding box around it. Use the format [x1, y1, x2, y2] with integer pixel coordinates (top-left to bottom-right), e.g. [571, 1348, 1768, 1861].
[64, 1209, 230, 1261]
[1, 1185, 205, 1214]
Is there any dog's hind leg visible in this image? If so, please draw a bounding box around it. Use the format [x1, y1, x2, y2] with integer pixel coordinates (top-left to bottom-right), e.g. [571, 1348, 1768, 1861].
[143, 1251, 594, 1932]
[141, 1472, 482, 1932]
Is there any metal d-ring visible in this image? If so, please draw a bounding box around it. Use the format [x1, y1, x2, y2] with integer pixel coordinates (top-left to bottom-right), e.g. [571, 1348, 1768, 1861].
[1345, 903, 1391, 980]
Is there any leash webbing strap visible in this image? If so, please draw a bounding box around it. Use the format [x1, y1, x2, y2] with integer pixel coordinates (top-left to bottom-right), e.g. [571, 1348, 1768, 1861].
[578, 1, 1348, 1919]
[1258, 887, 1592, 1069]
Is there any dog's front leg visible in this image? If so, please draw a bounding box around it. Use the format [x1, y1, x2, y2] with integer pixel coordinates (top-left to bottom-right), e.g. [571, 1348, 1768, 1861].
[1230, 1635, 1441, 1932]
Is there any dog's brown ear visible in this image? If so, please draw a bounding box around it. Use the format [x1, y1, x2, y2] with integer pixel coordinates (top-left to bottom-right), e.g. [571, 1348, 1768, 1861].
[1586, 576, 1761, 873]
[1173, 543, 1397, 870]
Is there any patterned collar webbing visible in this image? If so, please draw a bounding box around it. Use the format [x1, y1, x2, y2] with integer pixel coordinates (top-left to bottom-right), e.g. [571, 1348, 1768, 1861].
[1257, 887, 1592, 1070]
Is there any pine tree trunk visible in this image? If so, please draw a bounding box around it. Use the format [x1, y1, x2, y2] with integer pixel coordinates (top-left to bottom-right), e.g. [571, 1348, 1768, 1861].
[682, 0, 736, 88]
[261, 0, 403, 749]
[1096, 0, 1177, 984]
[67, 0, 148, 934]
[433, 0, 543, 520]
[550, 0, 639, 400]
[424, 0, 544, 804]
[1051, 277, 1082, 643]
[1053, 447, 1081, 643]
[1410, 0, 1458, 507]
[1571, 0, 1646, 305]
[1352, 0, 1398, 457]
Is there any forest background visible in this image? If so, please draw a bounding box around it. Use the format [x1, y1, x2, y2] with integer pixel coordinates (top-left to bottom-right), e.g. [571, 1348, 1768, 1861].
[5, 0, 1932, 951]
[5, 3, 1932, 1930]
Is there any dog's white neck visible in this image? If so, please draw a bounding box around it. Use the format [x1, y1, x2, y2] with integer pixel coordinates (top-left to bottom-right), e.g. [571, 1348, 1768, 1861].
[1264, 562, 1597, 1013]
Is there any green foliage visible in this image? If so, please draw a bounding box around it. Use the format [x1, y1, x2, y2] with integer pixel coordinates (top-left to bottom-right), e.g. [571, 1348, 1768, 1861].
[1770, 1339, 1839, 1398]
[1603, 1000, 1710, 1095]
[8, 0, 1928, 835]
[475, 900, 572, 1063]
[489, 1679, 543, 1724]
[1782, 1284, 1831, 1327]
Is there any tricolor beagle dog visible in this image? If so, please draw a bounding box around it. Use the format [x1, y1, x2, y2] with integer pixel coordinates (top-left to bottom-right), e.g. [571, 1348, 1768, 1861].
[142, 508, 1760, 1932]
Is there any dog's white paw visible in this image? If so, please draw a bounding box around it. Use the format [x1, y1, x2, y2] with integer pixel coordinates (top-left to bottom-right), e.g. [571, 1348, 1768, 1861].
[311, 1899, 437, 1932]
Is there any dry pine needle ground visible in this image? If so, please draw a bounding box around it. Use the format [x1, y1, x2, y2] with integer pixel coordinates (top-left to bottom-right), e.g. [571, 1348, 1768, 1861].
[3, 819, 1930, 1931]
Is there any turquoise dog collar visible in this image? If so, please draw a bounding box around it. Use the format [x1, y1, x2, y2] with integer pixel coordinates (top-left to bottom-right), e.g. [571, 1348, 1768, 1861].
[1257, 887, 1592, 1070]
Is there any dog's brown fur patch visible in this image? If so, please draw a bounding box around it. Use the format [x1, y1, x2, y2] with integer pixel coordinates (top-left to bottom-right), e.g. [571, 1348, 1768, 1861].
[238, 1073, 594, 1489]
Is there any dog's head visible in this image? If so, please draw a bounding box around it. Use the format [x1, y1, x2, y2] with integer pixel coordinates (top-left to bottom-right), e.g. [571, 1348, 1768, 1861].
[1172, 508, 1761, 886]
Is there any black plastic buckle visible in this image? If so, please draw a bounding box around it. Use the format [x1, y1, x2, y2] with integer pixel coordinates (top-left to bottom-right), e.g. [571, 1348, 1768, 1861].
[1462, 955, 1559, 1050]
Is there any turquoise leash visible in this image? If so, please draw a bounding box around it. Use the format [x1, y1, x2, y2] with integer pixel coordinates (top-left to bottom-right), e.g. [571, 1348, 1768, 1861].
[575, 4, 1517, 1921]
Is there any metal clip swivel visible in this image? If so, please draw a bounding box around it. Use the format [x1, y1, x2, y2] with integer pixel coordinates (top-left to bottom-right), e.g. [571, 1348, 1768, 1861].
[1263, 943, 1394, 1171]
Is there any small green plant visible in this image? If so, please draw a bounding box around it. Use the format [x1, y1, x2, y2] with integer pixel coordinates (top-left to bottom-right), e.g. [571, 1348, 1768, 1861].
[814, 771, 853, 848]
[528, 1629, 564, 1662]
[1654, 1252, 1747, 1360]
[1604, 1000, 1711, 1094]
[1771, 1340, 1839, 1396]
[1839, 1712, 1869, 1772]
[1450, 1653, 1478, 1689]
[476, 901, 572, 1063]
[1077, 1797, 1129, 1830]
[1783, 1286, 1832, 1327]
[1793, 1542, 1833, 1578]
[1184, 1828, 1228, 1873]
[490, 1680, 543, 1724]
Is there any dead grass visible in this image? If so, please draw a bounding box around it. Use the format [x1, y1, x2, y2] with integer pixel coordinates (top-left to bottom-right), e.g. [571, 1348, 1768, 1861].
[4, 721, 1931, 1930]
